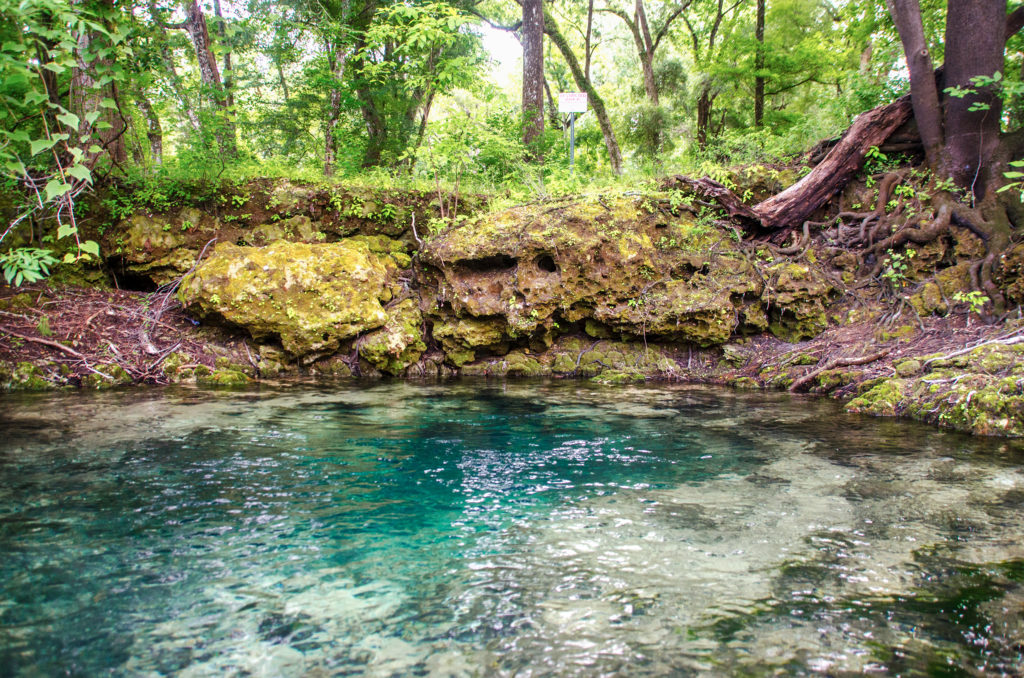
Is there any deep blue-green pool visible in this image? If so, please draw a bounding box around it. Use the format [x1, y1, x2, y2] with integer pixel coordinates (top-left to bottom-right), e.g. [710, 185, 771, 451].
[2, 381, 1023, 675]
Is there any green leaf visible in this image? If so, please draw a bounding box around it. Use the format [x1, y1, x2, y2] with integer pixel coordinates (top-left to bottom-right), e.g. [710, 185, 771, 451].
[1004, 172, 1024, 178]
[79, 240, 100, 258]
[42, 61, 65, 74]
[95, 121, 112, 130]
[100, 97, 117, 109]
[57, 223, 77, 239]
[85, 111, 100, 126]
[88, 144, 102, 154]
[63, 252, 76, 264]
[44, 179, 72, 201]
[23, 91, 48, 106]
[56, 112, 80, 129]
[29, 138, 57, 155]
[66, 164, 92, 183]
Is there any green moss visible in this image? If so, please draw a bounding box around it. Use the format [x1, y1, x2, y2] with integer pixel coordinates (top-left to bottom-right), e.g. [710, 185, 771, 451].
[178, 240, 392, 359]
[0, 293, 34, 311]
[359, 298, 426, 375]
[81, 363, 132, 389]
[592, 370, 647, 385]
[895, 359, 923, 377]
[846, 379, 909, 417]
[907, 282, 947, 316]
[0, 361, 54, 391]
[501, 350, 549, 377]
[196, 368, 251, 387]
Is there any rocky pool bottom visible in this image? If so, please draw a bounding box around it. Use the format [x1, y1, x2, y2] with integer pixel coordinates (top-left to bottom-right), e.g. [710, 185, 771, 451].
[1, 382, 1023, 676]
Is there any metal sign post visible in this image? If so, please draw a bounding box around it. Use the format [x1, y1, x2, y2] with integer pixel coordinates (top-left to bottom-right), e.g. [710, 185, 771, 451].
[558, 93, 588, 174]
[570, 113, 576, 173]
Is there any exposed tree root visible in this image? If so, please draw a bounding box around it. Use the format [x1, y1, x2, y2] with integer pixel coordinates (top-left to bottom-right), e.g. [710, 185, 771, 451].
[789, 347, 891, 392]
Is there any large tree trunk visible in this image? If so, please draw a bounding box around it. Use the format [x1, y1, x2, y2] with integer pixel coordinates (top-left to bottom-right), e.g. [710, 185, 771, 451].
[357, 87, 387, 167]
[943, 0, 1006, 197]
[635, 0, 659, 105]
[183, 0, 236, 157]
[148, 0, 201, 133]
[754, 0, 765, 127]
[885, 0, 944, 169]
[324, 22, 348, 177]
[544, 7, 623, 174]
[522, 0, 545, 150]
[753, 96, 913, 229]
[695, 86, 714, 150]
[71, 15, 126, 167]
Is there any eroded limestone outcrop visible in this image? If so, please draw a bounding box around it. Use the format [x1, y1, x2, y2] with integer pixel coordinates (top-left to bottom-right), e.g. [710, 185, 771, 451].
[421, 197, 835, 353]
[178, 240, 404, 360]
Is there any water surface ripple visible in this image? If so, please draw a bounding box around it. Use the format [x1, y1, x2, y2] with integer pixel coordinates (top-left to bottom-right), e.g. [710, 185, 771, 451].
[1, 382, 1023, 676]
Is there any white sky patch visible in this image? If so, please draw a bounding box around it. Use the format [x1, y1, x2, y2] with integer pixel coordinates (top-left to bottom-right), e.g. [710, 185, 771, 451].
[479, 24, 522, 87]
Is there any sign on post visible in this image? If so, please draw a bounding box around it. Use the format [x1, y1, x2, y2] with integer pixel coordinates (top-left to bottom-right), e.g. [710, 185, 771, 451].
[558, 92, 588, 113]
[557, 93, 588, 173]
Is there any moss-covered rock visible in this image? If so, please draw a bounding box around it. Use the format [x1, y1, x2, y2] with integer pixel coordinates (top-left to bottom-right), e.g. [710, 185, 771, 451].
[178, 240, 393, 359]
[248, 215, 321, 245]
[112, 208, 219, 285]
[81, 363, 132, 389]
[765, 261, 834, 341]
[422, 197, 833, 349]
[359, 298, 426, 375]
[0, 361, 56, 391]
[197, 368, 252, 387]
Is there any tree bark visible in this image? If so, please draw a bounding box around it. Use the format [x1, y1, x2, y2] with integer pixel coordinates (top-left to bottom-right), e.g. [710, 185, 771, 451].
[324, 39, 346, 176]
[754, 0, 765, 127]
[136, 92, 163, 165]
[584, 0, 594, 82]
[885, 0, 944, 169]
[71, 11, 126, 167]
[696, 86, 715, 150]
[544, 7, 623, 174]
[635, 0, 658, 105]
[943, 0, 1006, 196]
[148, 0, 201, 133]
[753, 96, 914, 229]
[522, 0, 545, 151]
[183, 0, 236, 157]
[212, 0, 234, 110]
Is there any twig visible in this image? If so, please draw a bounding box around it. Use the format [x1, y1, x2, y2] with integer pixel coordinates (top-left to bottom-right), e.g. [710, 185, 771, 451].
[921, 327, 1024, 369]
[1, 327, 88, 360]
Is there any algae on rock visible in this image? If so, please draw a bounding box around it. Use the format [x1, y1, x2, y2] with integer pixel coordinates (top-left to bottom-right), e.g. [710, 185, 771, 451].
[421, 197, 834, 349]
[178, 240, 395, 359]
[359, 298, 427, 375]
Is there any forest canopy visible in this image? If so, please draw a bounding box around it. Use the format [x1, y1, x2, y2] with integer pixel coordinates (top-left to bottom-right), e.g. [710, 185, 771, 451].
[3, 0, 1024, 275]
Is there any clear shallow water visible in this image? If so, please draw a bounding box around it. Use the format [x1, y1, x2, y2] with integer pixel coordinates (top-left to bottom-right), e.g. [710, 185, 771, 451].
[1, 382, 1023, 677]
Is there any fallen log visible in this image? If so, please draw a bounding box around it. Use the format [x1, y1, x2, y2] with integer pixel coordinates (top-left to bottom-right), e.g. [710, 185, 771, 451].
[753, 96, 914, 230]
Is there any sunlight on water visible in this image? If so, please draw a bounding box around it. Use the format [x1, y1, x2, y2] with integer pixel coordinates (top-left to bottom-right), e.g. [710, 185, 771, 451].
[1, 381, 1023, 676]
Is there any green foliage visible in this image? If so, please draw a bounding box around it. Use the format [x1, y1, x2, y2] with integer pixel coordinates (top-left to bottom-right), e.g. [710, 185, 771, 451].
[0, 247, 58, 286]
[881, 248, 915, 289]
[952, 290, 989, 315]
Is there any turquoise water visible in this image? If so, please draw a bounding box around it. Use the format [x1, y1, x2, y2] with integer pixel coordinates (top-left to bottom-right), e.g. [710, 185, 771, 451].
[1, 381, 1024, 676]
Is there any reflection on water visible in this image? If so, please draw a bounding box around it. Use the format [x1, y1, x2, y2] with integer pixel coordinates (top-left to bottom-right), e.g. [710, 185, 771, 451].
[1, 381, 1023, 676]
